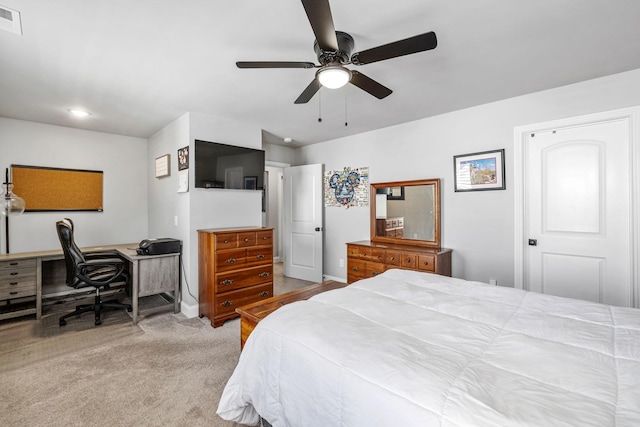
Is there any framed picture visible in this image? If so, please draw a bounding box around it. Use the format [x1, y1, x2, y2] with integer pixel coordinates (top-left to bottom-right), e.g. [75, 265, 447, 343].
[453, 149, 505, 192]
[244, 176, 258, 190]
[177, 146, 189, 170]
[155, 154, 170, 178]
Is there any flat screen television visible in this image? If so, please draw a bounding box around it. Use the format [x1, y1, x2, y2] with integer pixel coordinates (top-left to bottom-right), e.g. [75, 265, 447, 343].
[194, 140, 265, 190]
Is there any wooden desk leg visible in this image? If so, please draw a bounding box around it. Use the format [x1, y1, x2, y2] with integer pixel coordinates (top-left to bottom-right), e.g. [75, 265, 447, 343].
[131, 259, 139, 325]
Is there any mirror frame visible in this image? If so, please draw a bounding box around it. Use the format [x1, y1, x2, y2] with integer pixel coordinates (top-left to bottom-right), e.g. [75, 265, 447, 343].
[370, 178, 441, 248]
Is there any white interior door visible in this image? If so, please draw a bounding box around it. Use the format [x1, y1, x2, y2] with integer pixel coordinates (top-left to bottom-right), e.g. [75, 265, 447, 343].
[283, 164, 323, 282]
[525, 119, 632, 306]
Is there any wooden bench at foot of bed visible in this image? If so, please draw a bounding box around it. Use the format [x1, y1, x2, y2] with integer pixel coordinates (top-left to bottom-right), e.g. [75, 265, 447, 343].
[235, 280, 348, 349]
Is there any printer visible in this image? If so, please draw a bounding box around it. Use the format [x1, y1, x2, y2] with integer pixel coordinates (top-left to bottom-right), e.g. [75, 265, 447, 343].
[136, 238, 182, 255]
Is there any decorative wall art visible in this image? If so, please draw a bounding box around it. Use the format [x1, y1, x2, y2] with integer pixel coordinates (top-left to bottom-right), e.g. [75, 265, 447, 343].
[324, 166, 369, 208]
[453, 149, 505, 192]
[155, 154, 170, 178]
[177, 146, 189, 193]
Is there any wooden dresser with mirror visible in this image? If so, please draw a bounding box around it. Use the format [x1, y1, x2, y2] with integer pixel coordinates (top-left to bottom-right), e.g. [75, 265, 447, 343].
[346, 178, 452, 284]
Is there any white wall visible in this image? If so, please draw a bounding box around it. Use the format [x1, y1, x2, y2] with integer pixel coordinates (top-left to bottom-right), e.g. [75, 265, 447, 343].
[148, 112, 264, 316]
[0, 118, 148, 253]
[297, 68, 640, 286]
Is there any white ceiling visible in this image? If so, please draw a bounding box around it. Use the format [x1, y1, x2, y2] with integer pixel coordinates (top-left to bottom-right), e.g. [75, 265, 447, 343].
[1, 0, 640, 147]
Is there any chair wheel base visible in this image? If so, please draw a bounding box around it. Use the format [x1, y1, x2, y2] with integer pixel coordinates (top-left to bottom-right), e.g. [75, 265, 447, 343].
[127, 306, 132, 312]
[59, 319, 67, 326]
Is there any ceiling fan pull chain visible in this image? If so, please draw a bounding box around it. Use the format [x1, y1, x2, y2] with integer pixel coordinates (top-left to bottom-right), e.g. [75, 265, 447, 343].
[345, 94, 348, 127]
[318, 89, 322, 123]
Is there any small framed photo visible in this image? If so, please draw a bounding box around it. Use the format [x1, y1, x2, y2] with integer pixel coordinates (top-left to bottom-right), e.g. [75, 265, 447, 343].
[453, 149, 505, 192]
[244, 176, 258, 190]
[177, 146, 189, 170]
[155, 154, 170, 178]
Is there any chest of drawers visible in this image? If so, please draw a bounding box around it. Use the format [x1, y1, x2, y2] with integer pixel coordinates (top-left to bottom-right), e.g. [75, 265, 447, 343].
[198, 227, 273, 328]
[0, 257, 40, 321]
[346, 240, 452, 284]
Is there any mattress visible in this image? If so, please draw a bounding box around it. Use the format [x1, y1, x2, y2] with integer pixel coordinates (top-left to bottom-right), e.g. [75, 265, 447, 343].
[217, 269, 640, 426]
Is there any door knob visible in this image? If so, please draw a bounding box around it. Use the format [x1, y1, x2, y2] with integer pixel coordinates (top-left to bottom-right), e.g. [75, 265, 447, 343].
[315, 227, 323, 232]
[528, 239, 538, 246]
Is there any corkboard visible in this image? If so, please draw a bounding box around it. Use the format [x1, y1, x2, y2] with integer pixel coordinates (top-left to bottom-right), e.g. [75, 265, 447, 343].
[11, 165, 103, 212]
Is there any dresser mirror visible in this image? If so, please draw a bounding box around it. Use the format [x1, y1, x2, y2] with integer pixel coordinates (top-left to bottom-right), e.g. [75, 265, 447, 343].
[370, 178, 441, 248]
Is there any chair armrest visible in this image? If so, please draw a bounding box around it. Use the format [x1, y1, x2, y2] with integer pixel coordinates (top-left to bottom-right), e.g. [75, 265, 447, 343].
[84, 250, 122, 260]
[76, 258, 128, 287]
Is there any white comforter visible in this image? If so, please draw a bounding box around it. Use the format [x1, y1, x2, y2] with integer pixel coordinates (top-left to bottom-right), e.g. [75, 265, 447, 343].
[217, 269, 640, 426]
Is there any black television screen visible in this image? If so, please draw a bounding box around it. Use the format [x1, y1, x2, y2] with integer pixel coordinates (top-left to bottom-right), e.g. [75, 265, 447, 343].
[194, 140, 265, 190]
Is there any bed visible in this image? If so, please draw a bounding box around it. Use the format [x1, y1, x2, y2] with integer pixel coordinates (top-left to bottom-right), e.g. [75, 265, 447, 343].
[217, 269, 640, 426]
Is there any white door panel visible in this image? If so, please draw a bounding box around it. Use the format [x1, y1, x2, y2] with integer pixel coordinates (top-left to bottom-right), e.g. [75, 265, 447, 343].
[526, 119, 631, 306]
[283, 164, 323, 282]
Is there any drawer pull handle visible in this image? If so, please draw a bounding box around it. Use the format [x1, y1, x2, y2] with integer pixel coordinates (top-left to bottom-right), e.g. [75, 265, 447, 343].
[10, 282, 18, 286]
[10, 262, 18, 266]
[352, 266, 359, 271]
[226, 258, 236, 264]
[221, 301, 232, 307]
[244, 238, 249, 242]
[259, 272, 271, 278]
[259, 291, 269, 297]
[256, 254, 265, 259]
[10, 272, 18, 276]
[220, 279, 234, 286]
[223, 240, 230, 244]
[406, 258, 411, 263]
[10, 291, 18, 295]
[423, 261, 429, 266]
[372, 271, 379, 276]
[389, 256, 395, 261]
[262, 236, 269, 240]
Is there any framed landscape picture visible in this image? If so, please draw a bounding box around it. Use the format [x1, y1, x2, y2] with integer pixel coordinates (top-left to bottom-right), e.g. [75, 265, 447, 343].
[453, 149, 505, 192]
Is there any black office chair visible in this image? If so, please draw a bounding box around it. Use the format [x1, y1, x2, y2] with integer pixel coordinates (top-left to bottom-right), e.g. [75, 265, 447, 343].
[56, 219, 132, 326]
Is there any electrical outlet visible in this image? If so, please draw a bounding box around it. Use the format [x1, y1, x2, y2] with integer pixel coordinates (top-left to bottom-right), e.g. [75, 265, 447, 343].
[339, 259, 344, 268]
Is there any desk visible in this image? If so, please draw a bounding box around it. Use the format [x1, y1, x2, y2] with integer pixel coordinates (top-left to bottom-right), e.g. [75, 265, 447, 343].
[0, 244, 180, 325]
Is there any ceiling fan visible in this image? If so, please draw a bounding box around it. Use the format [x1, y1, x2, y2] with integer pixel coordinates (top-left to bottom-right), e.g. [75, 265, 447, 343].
[236, 0, 437, 104]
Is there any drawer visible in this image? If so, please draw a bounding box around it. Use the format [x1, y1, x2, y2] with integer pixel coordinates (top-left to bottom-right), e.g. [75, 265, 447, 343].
[357, 246, 372, 260]
[256, 230, 272, 245]
[395, 229, 404, 238]
[216, 283, 272, 316]
[347, 245, 360, 258]
[365, 261, 386, 278]
[370, 248, 385, 263]
[238, 232, 257, 248]
[401, 252, 417, 269]
[348, 259, 366, 279]
[417, 255, 436, 272]
[397, 217, 404, 227]
[215, 233, 238, 250]
[0, 276, 36, 290]
[391, 219, 398, 227]
[0, 258, 36, 271]
[246, 246, 272, 266]
[385, 250, 401, 266]
[0, 266, 37, 281]
[215, 249, 246, 271]
[0, 282, 36, 299]
[215, 264, 273, 293]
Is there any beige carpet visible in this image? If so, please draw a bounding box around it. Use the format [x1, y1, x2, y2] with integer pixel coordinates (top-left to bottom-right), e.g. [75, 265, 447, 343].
[0, 263, 314, 427]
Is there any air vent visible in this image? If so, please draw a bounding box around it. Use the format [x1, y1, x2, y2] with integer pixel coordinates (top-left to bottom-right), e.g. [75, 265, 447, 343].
[0, 5, 22, 35]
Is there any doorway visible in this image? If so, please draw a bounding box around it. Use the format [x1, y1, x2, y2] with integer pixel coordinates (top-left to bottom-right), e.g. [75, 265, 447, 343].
[514, 107, 640, 307]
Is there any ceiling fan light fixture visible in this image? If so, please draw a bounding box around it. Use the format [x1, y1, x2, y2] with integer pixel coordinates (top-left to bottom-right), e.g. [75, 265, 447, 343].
[317, 65, 351, 89]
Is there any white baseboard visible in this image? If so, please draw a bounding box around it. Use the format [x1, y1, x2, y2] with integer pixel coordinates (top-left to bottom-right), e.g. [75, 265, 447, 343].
[322, 274, 347, 283]
[180, 300, 199, 318]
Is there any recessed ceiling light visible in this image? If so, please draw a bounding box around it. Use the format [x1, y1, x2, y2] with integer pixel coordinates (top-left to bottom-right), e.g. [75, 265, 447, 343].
[68, 109, 90, 118]
[283, 137, 293, 143]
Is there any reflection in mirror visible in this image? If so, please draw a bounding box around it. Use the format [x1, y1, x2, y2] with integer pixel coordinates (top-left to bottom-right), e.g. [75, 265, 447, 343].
[370, 179, 440, 248]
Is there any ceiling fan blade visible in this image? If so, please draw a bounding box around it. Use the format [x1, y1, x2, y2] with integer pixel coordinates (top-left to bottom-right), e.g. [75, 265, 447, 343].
[351, 31, 437, 65]
[294, 78, 321, 104]
[236, 61, 316, 69]
[349, 71, 392, 99]
[301, 0, 339, 52]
